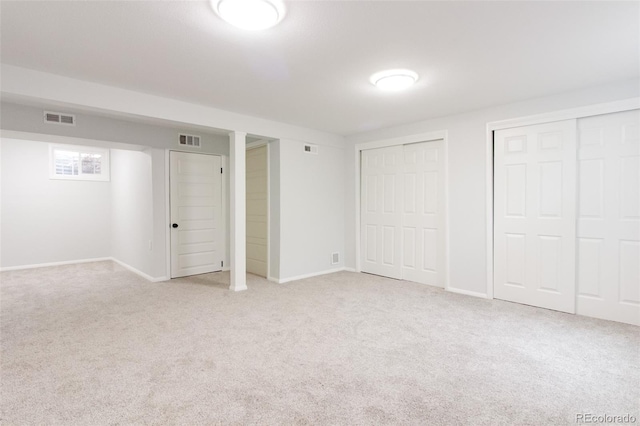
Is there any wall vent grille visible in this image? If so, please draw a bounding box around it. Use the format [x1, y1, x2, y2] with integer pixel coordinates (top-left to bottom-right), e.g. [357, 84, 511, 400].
[304, 144, 318, 154]
[44, 111, 76, 126]
[179, 133, 201, 147]
[331, 252, 340, 265]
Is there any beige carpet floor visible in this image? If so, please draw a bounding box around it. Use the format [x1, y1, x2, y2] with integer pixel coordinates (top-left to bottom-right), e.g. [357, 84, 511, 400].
[1, 261, 638, 425]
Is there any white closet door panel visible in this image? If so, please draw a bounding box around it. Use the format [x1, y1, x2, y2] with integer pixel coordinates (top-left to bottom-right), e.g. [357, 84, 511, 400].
[401, 140, 445, 287]
[494, 120, 577, 313]
[577, 109, 640, 325]
[361, 146, 403, 279]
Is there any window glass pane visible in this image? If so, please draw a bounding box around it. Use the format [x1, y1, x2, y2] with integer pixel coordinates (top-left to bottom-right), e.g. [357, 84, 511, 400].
[50, 145, 109, 181]
[54, 150, 79, 175]
[81, 153, 102, 175]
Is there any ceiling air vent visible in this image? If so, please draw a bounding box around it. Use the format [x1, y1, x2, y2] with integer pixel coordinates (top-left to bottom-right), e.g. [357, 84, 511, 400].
[44, 111, 76, 126]
[304, 144, 318, 155]
[179, 133, 201, 148]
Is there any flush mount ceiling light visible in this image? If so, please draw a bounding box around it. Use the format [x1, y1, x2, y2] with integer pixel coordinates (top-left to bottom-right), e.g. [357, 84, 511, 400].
[370, 69, 419, 91]
[212, 0, 286, 30]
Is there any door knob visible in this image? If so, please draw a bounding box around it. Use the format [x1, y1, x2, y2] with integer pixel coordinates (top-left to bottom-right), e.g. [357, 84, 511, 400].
[172, 223, 179, 228]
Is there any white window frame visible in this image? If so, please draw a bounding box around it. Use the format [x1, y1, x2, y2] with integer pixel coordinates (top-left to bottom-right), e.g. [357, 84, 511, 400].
[49, 144, 110, 181]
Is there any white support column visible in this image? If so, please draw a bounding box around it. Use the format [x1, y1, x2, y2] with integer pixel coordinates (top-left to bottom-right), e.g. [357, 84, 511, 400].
[229, 131, 248, 291]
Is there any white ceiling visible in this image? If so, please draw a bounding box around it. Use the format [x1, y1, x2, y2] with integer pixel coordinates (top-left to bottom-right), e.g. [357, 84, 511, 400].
[1, 1, 638, 136]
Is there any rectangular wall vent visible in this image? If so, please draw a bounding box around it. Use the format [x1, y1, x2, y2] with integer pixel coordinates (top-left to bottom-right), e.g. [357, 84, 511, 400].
[331, 252, 340, 265]
[304, 144, 318, 154]
[179, 133, 201, 148]
[44, 111, 76, 126]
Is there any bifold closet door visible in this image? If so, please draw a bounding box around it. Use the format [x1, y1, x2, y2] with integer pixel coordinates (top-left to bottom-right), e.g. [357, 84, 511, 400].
[494, 120, 577, 313]
[361, 146, 403, 279]
[401, 141, 445, 287]
[576, 110, 640, 325]
[360, 141, 445, 286]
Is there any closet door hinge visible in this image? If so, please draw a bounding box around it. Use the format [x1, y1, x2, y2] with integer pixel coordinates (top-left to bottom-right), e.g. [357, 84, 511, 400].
[221, 261, 224, 267]
[221, 167, 223, 174]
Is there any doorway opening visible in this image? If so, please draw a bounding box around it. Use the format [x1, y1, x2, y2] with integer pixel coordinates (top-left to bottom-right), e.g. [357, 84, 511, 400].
[246, 144, 269, 278]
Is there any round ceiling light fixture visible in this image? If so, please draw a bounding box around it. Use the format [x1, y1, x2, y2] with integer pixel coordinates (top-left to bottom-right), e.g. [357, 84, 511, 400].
[370, 69, 419, 91]
[213, 0, 286, 30]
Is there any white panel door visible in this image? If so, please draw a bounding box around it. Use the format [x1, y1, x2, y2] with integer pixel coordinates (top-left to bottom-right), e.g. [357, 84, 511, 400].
[170, 151, 223, 278]
[401, 141, 445, 287]
[577, 109, 640, 325]
[360, 146, 403, 279]
[494, 120, 577, 313]
[246, 145, 268, 278]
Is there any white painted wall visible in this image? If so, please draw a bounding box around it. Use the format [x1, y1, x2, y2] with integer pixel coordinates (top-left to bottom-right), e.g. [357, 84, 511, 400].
[278, 139, 345, 280]
[110, 149, 154, 277]
[345, 78, 640, 296]
[150, 148, 169, 279]
[0, 138, 111, 268]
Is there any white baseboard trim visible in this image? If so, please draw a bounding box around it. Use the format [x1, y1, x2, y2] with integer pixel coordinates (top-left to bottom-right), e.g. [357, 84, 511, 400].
[267, 276, 279, 283]
[446, 287, 489, 299]
[343, 267, 357, 273]
[110, 258, 167, 282]
[277, 267, 347, 284]
[0, 257, 112, 272]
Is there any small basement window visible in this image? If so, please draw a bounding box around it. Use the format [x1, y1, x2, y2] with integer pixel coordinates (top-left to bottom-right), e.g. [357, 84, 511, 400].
[49, 144, 110, 181]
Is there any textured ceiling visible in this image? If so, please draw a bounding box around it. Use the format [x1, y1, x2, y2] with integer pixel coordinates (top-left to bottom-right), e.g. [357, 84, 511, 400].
[1, 1, 638, 135]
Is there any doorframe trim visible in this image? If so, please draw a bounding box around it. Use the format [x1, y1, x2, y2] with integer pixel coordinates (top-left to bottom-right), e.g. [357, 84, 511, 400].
[485, 97, 640, 299]
[354, 130, 450, 291]
[246, 140, 269, 149]
[166, 149, 226, 279]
